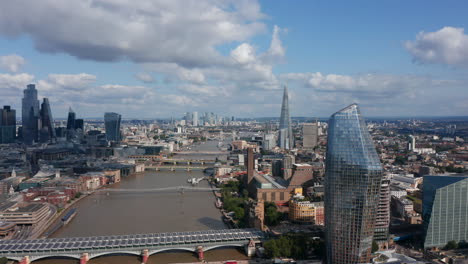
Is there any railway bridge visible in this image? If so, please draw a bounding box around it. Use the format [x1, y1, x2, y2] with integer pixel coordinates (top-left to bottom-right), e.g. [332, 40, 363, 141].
[1, 229, 265, 263]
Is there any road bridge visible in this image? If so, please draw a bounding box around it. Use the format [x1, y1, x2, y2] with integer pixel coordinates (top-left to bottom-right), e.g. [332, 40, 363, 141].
[95, 186, 220, 193]
[1, 229, 265, 263]
[146, 166, 209, 172]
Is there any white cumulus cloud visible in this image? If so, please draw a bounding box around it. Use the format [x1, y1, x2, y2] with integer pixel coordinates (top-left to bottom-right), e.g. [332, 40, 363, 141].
[405, 27, 468, 67]
[0, 54, 26, 73]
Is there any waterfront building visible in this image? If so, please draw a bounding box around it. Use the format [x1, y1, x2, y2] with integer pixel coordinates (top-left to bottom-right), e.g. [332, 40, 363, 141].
[104, 112, 122, 142]
[0, 202, 49, 225]
[21, 84, 40, 145]
[39, 98, 56, 142]
[289, 194, 324, 225]
[302, 122, 318, 149]
[324, 104, 383, 264]
[0, 106, 16, 144]
[278, 86, 293, 150]
[423, 174, 468, 249]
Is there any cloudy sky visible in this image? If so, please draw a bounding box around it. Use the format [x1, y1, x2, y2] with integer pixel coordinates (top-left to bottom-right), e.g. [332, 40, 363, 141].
[0, 0, 467, 119]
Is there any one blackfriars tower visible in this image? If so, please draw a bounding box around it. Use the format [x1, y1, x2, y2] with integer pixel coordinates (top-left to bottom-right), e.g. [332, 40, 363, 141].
[324, 104, 383, 264]
[278, 85, 293, 150]
[104, 112, 121, 142]
[21, 84, 40, 145]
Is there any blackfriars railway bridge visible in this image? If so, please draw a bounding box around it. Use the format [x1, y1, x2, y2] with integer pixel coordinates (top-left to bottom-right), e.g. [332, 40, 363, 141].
[0, 229, 265, 264]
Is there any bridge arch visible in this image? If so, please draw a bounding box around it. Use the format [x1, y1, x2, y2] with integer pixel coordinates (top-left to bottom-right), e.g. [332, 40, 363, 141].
[29, 254, 81, 262]
[204, 243, 244, 252]
[89, 250, 141, 260]
[149, 247, 195, 255]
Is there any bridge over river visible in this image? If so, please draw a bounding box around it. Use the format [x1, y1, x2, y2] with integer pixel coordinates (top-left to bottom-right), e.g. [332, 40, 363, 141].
[2, 228, 265, 264]
[96, 186, 220, 193]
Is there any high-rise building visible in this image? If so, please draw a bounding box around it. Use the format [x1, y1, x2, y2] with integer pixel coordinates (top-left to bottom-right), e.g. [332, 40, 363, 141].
[21, 84, 40, 145]
[245, 147, 255, 185]
[104, 112, 122, 142]
[302, 122, 318, 149]
[66, 107, 76, 130]
[324, 104, 383, 264]
[278, 86, 293, 150]
[0, 106, 16, 144]
[408, 135, 416, 151]
[192, 112, 198, 127]
[39, 98, 56, 142]
[74, 119, 84, 130]
[374, 177, 391, 246]
[423, 174, 468, 249]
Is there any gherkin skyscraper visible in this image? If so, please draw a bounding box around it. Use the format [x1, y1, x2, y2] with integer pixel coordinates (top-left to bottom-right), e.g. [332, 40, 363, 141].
[324, 104, 383, 264]
[278, 86, 293, 149]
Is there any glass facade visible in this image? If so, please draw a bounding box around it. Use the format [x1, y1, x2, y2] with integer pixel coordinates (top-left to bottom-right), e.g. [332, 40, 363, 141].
[324, 104, 383, 264]
[40, 98, 56, 142]
[104, 112, 122, 142]
[423, 175, 468, 249]
[278, 86, 293, 149]
[21, 84, 40, 145]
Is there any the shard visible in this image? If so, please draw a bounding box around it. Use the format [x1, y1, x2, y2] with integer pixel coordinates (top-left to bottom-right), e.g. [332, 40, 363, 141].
[278, 86, 293, 149]
[324, 104, 383, 264]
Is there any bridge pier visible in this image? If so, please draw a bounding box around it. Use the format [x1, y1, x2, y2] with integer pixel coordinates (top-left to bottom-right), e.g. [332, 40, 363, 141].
[245, 239, 256, 257]
[196, 245, 204, 260]
[141, 249, 149, 264]
[80, 252, 89, 264]
[19, 256, 30, 264]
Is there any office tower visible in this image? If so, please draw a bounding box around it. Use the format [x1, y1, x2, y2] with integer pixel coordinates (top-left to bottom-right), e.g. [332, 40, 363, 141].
[246, 147, 255, 185]
[278, 86, 293, 150]
[302, 122, 318, 149]
[21, 84, 40, 145]
[39, 98, 56, 142]
[74, 119, 84, 130]
[423, 174, 468, 249]
[324, 104, 383, 264]
[408, 135, 416, 151]
[66, 107, 76, 130]
[374, 177, 391, 246]
[0, 106, 16, 144]
[192, 112, 198, 127]
[104, 112, 122, 142]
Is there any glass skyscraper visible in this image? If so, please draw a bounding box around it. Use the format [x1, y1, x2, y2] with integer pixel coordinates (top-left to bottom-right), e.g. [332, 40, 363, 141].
[0, 105, 16, 144]
[324, 104, 383, 264]
[423, 174, 468, 249]
[104, 112, 122, 142]
[39, 98, 56, 142]
[278, 86, 293, 150]
[21, 84, 40, 145]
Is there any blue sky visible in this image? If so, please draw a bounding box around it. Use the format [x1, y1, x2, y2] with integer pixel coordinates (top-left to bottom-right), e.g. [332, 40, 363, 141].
[0, 0, 467, 118]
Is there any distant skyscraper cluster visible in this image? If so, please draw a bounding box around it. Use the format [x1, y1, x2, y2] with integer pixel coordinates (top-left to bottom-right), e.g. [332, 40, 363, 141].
[21, 84, 57, 144]
[183, 111, 233, 127]
[278, 86, 293, 150]
[324, 104, 383, 264]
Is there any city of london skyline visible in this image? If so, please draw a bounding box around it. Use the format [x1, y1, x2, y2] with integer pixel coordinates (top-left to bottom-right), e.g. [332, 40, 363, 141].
[0, 1, 467, 119]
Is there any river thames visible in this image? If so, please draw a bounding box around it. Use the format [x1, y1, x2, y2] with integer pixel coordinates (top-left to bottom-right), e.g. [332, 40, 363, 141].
[34, 141, 249, 263]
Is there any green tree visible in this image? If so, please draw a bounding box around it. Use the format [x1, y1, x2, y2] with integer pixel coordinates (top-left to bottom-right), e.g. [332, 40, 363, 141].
[445, 240, 458, 250]
[0, 257, 7, 264]
[372, 240, 379, 253]
[233, 207, 245, 220]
